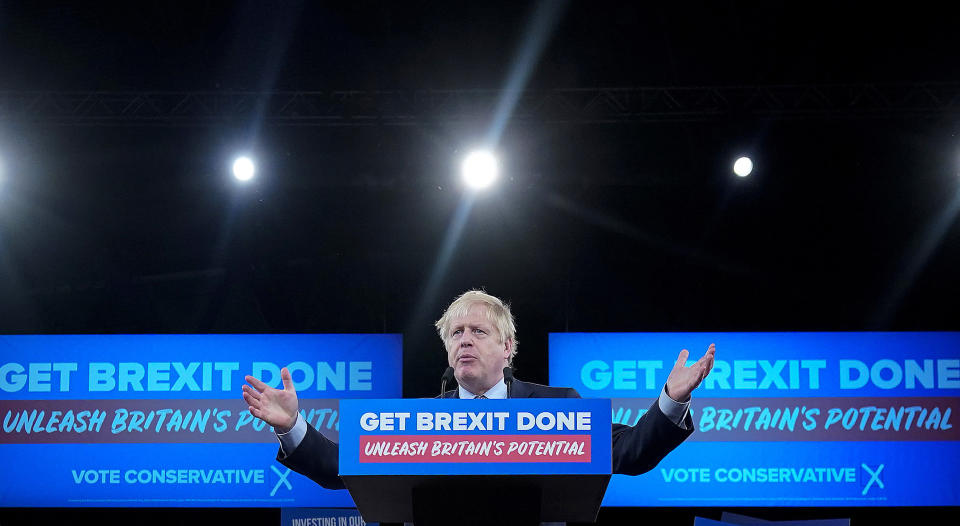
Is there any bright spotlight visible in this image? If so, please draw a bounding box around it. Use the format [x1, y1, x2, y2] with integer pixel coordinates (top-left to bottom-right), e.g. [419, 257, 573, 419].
[461, 150, 499, 189]
[733, 156, 753, 177]
[232, 156, 255, 182]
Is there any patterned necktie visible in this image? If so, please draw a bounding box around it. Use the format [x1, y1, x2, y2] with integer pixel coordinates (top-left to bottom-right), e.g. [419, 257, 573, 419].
[474, 394, 487, 399]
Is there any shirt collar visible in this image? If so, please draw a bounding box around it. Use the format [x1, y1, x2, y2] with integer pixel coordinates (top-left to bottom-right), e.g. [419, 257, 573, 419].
[458, 377, 507, 399]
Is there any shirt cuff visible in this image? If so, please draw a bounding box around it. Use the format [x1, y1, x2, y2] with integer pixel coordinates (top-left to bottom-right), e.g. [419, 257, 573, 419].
[276, 413, 307, 458]
[658, 386, 690, 427]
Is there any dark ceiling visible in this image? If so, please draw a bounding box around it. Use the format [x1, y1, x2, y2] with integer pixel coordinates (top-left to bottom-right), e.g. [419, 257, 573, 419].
[1, 1, 958, 398]
[2, 2, 958, 89]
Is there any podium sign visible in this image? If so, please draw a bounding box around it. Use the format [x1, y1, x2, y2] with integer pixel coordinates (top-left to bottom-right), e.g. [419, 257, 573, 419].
[340, 398, 611, 475]
[339, 398, 612, 524]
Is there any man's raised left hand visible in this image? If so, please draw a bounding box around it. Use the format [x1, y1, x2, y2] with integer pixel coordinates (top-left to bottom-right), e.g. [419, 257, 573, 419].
[665, 343, 716, 402]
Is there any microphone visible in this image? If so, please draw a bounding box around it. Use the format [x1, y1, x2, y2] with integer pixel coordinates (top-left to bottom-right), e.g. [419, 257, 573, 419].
[440, 367, 455, 398]
[503, 367, 514, 399]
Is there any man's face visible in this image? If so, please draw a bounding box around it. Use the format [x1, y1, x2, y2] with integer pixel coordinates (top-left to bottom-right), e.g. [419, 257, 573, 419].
[445, 304, 511, 392]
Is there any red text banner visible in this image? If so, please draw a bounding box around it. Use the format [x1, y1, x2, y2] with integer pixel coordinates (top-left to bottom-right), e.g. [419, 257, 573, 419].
[358, 434, 592, 463]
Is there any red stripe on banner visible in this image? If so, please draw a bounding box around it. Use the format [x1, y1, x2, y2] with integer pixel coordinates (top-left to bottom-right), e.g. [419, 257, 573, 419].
[610, 397, 960, 442]
[0, 399, 341, 444]
[358, 434, 591, 463]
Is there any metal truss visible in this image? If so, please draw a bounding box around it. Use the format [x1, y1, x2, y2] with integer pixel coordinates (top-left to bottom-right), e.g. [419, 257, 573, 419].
[2, 83, 960, 126]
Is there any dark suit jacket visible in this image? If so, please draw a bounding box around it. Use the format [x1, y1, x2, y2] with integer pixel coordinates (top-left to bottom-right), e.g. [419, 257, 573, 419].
[278, 379, 694, 490]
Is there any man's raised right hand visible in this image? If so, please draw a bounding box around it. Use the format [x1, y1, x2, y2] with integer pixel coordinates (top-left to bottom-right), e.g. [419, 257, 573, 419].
[242, 367, 299, 433]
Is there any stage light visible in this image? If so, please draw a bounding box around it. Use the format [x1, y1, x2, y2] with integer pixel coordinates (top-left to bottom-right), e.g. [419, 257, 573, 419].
[733, 156, 753, 177]
[462, 150, 498, 189]
[232, 156, 255, 182]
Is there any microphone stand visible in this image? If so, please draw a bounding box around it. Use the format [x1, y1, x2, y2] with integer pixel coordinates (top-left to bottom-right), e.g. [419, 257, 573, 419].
[440, 367, 455, 398]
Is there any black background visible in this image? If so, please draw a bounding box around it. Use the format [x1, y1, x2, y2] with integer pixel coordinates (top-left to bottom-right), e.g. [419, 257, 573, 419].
[1, 1, 958, 524]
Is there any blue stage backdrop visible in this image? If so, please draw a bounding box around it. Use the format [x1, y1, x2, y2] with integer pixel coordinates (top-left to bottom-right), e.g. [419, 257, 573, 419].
[0, 334, 402, 507]
[549, 332, 960, 506]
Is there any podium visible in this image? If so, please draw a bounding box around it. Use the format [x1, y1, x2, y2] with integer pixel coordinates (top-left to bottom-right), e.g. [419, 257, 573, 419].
[339, 398, 613, 525]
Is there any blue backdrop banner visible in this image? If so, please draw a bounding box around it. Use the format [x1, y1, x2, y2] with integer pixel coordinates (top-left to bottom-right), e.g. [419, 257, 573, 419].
[548, 331, 960, 506]
[0, 334, 402, 507]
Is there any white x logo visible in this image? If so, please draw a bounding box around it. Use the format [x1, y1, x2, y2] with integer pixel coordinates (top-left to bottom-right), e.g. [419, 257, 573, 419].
[861, 463, 885, 495]
[270, 466, 293, 496]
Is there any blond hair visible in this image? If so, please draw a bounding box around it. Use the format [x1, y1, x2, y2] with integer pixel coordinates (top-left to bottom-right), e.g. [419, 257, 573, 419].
[435, 289, 518, 365]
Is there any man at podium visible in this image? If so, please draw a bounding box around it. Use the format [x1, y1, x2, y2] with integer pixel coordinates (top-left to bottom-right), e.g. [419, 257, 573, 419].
[242, 289, 715, 489]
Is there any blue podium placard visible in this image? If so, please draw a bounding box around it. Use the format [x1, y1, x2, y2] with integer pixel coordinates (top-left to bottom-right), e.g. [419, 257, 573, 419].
[549, 332, 960, 507]
[0, 334, 402, 507]
[338, 398, 611, 476]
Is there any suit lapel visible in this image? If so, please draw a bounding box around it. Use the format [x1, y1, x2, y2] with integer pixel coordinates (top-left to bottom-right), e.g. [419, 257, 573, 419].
[508, 380, 533, 398]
